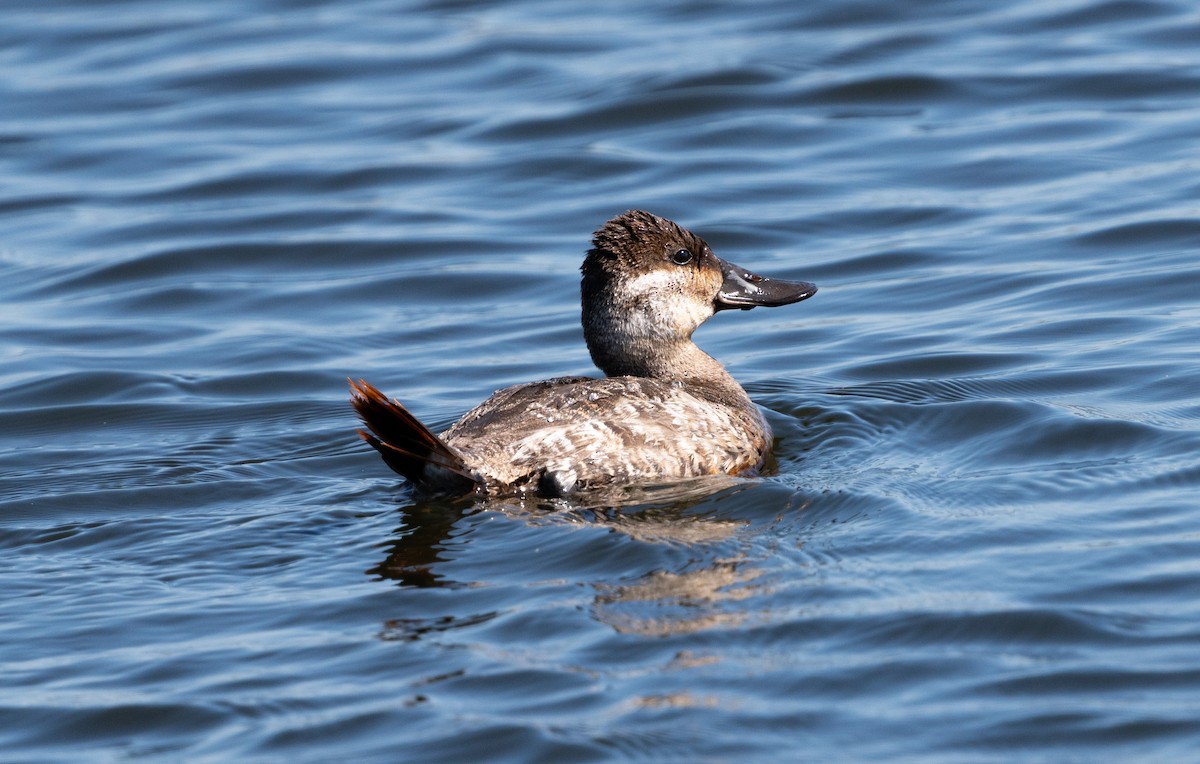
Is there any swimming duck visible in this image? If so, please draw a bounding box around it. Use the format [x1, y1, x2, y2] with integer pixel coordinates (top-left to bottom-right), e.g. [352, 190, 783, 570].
[350, 210, 816, 497]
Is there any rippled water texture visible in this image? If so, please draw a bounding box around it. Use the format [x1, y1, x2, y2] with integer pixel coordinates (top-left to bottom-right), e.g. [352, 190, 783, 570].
[3, 0, 1199, 760]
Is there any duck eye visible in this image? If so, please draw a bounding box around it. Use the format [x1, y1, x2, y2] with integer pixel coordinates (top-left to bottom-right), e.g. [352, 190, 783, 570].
[670, 248, 693, 266]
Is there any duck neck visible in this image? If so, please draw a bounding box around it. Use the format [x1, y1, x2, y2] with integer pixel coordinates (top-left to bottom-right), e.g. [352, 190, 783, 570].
[586, 329, 752, 408]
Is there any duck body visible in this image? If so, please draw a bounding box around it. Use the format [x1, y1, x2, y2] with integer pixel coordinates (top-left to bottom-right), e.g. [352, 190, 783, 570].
[351, 210, 816, 498]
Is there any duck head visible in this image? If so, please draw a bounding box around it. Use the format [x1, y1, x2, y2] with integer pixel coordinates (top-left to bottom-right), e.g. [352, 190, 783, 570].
[581, 210, 816, 378]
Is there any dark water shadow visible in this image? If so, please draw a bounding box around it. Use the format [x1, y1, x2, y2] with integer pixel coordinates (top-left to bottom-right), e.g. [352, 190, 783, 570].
[366, 490, 476, 589]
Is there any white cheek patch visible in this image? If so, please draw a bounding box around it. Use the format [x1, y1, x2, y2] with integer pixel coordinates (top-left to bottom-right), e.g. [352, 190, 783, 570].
[622, 269, 714, 336]
[625, 269, 683, 294]
[662, 292, 714, 334]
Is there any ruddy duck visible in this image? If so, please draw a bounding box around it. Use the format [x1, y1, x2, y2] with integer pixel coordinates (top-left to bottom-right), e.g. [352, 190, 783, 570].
[351, 210, 816, 497]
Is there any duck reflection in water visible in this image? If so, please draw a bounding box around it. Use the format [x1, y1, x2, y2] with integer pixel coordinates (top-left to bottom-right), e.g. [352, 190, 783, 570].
[370, 480, 812, 637]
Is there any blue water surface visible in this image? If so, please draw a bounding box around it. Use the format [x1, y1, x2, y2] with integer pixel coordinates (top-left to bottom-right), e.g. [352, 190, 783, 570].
[2, 0, 1199, 761]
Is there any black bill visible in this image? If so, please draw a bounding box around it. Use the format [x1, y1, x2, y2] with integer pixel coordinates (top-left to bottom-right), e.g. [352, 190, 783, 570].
[715, 258, 817, 311]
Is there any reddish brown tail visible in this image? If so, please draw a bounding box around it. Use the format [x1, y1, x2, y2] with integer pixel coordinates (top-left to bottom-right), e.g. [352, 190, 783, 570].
[349, 379, 476, 490]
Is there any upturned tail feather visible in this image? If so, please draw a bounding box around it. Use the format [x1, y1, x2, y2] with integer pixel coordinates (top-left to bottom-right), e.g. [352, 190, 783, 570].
[348, 378, 477, 489]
